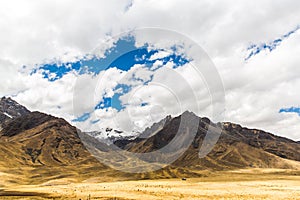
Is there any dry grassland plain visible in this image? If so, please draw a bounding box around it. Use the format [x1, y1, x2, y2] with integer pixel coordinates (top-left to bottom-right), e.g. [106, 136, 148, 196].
[1, 169, 300, 200]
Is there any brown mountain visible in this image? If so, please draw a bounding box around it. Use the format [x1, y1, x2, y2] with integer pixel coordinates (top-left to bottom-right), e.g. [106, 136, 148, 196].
[0, 110, 111, 185]
[115, 111, 300, 170]
[0, 98, 299, 185]
[0, 111, 96, 166]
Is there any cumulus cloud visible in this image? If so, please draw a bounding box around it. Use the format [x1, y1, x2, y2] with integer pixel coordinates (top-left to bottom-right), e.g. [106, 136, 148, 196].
[1, 0, 300, 140]
[224, 31, 300, 139]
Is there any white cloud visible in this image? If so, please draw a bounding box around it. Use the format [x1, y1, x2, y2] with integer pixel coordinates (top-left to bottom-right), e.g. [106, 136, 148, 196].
[223, 31, 300, 139]
[1, 0, 300, 140]
[149, 50, 171, 61]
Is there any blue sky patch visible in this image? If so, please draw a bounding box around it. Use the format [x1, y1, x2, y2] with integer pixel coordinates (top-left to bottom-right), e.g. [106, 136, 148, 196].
[33, 37, 139, 81]
[141, 102, 148, 107]
[245, 25, 300, 61]
[90, 119, 100, 124]
[279, 107, 300, 116]
[32, 35, 191, 122]
[32, 36, 190, 82]
[94, 84, 132, 112]
[31, 61, 81, 81]
[94, 94, 124, 111]
[72, 112, 91, 122]
[95, 97, 112, 110]
[81, 37, 140, 73]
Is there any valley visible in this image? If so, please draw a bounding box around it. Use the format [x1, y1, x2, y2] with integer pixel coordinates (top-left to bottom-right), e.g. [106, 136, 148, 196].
[1, 169, 300, 200]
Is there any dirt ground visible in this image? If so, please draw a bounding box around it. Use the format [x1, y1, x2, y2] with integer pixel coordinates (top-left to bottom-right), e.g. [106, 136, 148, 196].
[1, 169, 300, 200]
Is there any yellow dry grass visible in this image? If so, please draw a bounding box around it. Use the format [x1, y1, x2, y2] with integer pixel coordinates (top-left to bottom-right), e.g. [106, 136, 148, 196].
[1, 168, 300, 200]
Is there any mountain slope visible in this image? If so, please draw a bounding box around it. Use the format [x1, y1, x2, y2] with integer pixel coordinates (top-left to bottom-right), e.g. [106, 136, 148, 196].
[222, 122, 300, 161]
[0, 110, 198, 184]
[0, 112, 97, 166]
[0, 98, 299, 185]
[115, 111, 300, 170]
[0, 110, 112, 185]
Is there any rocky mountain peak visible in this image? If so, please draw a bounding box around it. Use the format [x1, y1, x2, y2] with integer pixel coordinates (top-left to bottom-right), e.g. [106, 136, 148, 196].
[0, 96, 30, 127]
[139, 114, 173, 139]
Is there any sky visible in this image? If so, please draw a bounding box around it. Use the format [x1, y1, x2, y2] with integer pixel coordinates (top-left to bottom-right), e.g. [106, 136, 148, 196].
[1, 0, 300, 140]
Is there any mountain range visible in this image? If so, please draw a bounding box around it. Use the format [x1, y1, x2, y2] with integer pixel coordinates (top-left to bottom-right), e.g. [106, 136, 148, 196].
[0, 96, 299, 184]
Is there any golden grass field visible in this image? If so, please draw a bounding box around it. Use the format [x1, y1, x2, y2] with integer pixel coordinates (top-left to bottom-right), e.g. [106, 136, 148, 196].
[1, 168, 300, 200]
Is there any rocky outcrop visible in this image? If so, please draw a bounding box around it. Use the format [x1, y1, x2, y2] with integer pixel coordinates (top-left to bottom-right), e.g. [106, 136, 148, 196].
[0, 97, 30, 127]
